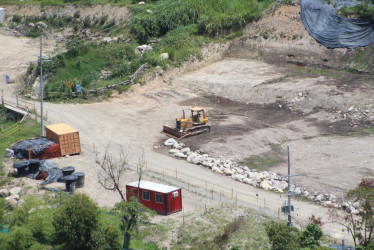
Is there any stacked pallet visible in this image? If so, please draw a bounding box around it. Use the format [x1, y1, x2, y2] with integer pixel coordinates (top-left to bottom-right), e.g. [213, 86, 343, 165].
[45, 123, 81, 156]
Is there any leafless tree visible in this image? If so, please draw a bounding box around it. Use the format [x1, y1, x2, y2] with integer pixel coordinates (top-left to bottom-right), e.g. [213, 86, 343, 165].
[97, 145, 131, 201]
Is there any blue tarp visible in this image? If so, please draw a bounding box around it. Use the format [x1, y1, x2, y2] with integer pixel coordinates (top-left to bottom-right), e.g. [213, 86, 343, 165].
[301, 0, 374, 49]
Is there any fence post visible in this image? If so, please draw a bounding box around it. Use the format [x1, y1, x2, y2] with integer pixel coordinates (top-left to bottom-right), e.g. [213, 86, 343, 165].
[1, 89, 4, 105]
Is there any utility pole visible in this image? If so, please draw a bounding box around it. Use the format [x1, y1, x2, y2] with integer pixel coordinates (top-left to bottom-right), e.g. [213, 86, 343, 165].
[281, 146, 298, 227]
[39, 34, 44, 136]
[37, 33, 50, 136]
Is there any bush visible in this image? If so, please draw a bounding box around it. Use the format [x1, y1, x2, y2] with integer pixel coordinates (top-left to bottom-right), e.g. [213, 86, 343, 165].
[12, 15, 22, 23]
[52, 194, 99, 249]
[265, 222, 301, 250]
[300, 223, 323, 248]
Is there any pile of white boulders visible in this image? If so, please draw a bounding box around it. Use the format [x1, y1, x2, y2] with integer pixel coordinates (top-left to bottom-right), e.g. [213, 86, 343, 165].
[163, 138, 347, 210]
[0, 187, 24, 210]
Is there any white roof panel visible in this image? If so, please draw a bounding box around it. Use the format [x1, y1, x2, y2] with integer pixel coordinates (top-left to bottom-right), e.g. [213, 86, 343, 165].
[127, 180, 180, 193]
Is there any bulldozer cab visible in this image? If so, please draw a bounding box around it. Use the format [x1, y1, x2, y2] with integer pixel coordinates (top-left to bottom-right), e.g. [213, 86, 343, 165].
[189, 107, 207, 125]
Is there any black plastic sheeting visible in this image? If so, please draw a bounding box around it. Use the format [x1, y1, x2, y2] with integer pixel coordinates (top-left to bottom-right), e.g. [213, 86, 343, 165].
[12, 137, 56, 159]
[301, 0, 374, 49]
[27, 160, 64, 185]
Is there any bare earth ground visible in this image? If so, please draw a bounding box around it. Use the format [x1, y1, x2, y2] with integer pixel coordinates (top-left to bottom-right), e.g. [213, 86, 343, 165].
[2, 3, 374, 245]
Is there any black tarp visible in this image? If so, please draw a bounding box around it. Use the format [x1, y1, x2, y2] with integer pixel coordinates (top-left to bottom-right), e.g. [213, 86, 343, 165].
[12, 137, 56, 159]
[301, 0, 374, 49]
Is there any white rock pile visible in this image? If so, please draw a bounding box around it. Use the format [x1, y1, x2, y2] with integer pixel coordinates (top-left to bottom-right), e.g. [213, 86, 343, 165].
[0, 187, 24, 210]
[163, 138, 346, 209]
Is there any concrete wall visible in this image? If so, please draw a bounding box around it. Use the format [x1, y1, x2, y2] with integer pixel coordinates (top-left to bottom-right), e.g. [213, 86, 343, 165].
[0, 8, 5, 22]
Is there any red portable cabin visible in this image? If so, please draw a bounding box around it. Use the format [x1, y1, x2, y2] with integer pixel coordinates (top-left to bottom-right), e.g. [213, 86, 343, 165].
[126, 180, 182, 215]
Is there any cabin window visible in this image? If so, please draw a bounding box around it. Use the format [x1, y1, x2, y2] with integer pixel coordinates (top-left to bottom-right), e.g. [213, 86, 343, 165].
[172, 191, 179, 198]
[155, 193, 163, 204]
[142, 191, 150, 201]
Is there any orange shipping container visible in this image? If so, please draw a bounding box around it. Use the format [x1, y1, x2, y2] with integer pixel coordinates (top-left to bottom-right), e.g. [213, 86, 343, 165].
[45, 123, 81, 156]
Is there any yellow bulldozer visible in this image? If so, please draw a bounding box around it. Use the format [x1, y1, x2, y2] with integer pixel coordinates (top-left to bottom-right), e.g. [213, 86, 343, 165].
[162, 107, 210, 139]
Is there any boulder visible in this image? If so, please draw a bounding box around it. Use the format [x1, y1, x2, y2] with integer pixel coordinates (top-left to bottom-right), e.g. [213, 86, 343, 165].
[181, 147, 191, 154]
[187, 153, 201, 164]
[7, 194, 19, 201]
[103, 37, 112, 43]
[5, 148, 14, 158]
[36, 21, 47, 29]
[273, 181, 288, 191]
[260, 180, 272, 190]
[164, 138, 177, 146]
[303, 191, 309, 196]
[10, 187, 21, 196]
[223, 168, 233, 176]
[314, 194, 324, 202]
[234, 167, 244, 175]
[169, 149, 180, 155]
[243, 178, 255, 185]
[293, 187, 302, 195]
[17, 199, 25, 207]
[232, 174, 245, 181]
[212, 166, 223, 175]
[173, 142, 182, 149]
[352, 201, 360, 209]
[160, 53, 169, 60]
[6, 197, 17, 210]
[0, 188, 9, 197]
[136, 44, 152, 53]
[175, 152, 187, 158]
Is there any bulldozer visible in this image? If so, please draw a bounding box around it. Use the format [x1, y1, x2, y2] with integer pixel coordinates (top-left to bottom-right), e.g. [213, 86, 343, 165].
[162, 107, 210, 139]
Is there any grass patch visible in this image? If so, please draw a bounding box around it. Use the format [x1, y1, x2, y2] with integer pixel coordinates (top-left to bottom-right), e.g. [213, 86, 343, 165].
[239, 144, 285, 171]
[173, 205, 271, 249]
[0, 110, 40, 187]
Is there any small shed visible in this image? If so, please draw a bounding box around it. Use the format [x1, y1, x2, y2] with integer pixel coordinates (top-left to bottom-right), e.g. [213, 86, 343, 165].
[0, 8, 5, 23]
[45, 123, 81, 156]
[126, 180, 182, 215]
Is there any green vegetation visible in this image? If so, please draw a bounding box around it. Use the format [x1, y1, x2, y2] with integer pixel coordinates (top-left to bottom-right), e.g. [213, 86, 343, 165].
[239, 144, 285, 171]
[266, 222, 324, 250]
[10, 0, 273, 102]
[0, 106, 40, 186]
[339, 1, 374, 23]
[0, 193, 158, 249]
[174, 206, 271, 249]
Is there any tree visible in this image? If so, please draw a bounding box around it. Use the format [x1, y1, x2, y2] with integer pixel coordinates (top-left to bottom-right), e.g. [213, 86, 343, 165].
[330, 186, 374, 247]
[52, 194, 99, 250]
[300, 223, 323, 249]
[112, 197, 153, 250]
[265, 222, 301, 250]
[97, 145, 131, 201]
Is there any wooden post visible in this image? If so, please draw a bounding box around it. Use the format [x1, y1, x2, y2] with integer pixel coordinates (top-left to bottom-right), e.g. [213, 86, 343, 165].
[211, 189, 213, 199]
[16, 95, 18, 107]
[1, 89, 4, 105]
[45, 110, 48, 121]
[188, 182, 190, 191]
[235, 193, 237, 206]
[231, 188, 233, 198]
[204, 204, 207, 214]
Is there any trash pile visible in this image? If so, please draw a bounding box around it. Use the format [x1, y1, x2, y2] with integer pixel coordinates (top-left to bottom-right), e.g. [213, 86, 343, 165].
[10, 137, 61, 160]
[11, 159, 85, 193]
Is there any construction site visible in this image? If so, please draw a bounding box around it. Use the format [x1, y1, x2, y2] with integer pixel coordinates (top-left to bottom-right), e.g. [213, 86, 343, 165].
[1, 0, 374, 248]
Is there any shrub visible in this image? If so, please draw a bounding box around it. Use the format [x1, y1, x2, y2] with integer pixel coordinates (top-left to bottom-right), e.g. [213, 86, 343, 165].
[12, 15, 22, 23]
[52, 194, 99, 249]
[265, 222, 301, 250]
